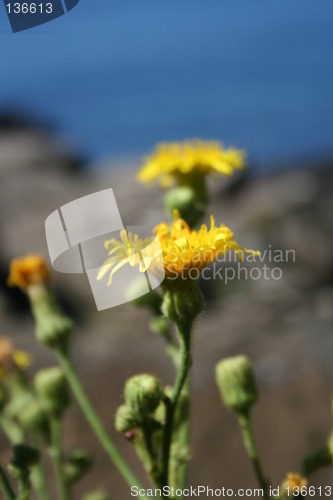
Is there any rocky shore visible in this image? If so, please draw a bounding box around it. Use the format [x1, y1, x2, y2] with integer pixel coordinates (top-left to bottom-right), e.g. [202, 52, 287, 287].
[1, 119, 333, 497]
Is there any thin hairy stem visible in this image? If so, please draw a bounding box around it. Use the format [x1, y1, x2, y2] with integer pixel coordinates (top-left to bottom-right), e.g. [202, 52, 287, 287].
[160, 322, 192, 489]
[237, 412, 269, 500]
[56, 347, 147, 497]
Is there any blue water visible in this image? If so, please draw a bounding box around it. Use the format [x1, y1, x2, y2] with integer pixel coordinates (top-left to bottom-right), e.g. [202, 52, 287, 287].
[1, 1, 333, 170]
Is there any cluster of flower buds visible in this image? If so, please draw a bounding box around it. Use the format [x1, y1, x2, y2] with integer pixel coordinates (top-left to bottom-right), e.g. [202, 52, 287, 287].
[115, 374, 163, 433]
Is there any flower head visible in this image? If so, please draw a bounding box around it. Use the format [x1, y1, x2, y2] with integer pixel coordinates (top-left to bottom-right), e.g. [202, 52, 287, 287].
[98, 211, 259, 285]
[155, 211, 259, 278]
[281, 473, 308, 497]
[0, 336, 31, 380]
[7, 256, 72, 349]
[137, 140, 246, 187]
[283, 473, 307, 489]
[7, 255, 50, 290]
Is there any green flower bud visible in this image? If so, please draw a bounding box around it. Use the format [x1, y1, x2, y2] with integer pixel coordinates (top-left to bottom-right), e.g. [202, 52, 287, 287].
[114, 404, 139, 433]
[164, 185, 206, 227]
[4, 375, 47, 431]
[14, 395, 46, 431]
[83, 490, 109, 500]
[28, 285, 73, 350]
[8, 444, 40, 479]
[215, 355, 258, 414]
[34, 367, 69, 417]
[124, 374, 163, 418]
[64, 447, 93, 485]
[161, 279, 204, 326]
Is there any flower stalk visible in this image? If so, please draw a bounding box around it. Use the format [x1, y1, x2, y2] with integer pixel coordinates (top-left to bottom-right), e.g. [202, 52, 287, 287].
[30, 433, 50, 500]
[237, 411, 269, 500]
[215, 356, 268, 499]
[0, 465, 15, 500]
[160, 320, 192, 489]
[141, 418, 160, 486]
[48, 417, 69, 500]
[172, 379, 190, 490]
[55, 347, 147, 497]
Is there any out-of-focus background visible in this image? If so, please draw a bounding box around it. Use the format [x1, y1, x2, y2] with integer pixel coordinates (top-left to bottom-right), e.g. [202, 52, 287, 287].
[1, 0, 333, 498]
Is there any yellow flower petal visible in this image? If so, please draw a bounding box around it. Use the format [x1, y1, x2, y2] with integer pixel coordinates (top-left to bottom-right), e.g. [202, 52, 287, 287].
[137, 140, 246, 187]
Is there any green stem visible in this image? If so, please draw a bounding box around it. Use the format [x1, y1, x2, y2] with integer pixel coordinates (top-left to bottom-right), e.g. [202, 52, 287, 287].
[141, 420, 160, 487]
[175, 378, 190, 490]
[48, 418, 69, 500]
[163, 332, 191, 491]
[237, 412, 269, 500]
[30, 433, 51, 500]
[56, 347, 146, 495]
[161, 328, 179, 365]
[17, 476, 31, 500]
[160, 322, 192, 488]
[0, 465, 15, 500]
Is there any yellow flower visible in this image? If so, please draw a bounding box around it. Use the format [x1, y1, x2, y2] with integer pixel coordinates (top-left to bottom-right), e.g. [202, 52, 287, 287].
[155, 211, 259, 277]
[137, 140, 246, 187]
[97, 229, 157, 286]
[282, 473, 308, 497]
[7, 255, 50, 290]
[98, 211, 259, 284]
[0, 336, 32, 380]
